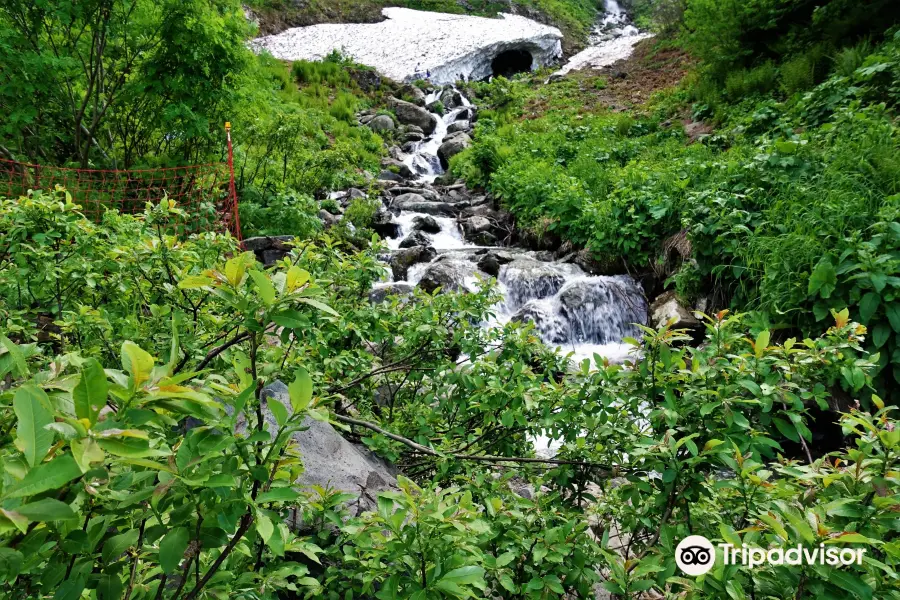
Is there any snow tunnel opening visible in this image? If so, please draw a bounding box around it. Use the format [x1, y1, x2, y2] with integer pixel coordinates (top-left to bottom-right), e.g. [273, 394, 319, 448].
[491, 49, 533, 78]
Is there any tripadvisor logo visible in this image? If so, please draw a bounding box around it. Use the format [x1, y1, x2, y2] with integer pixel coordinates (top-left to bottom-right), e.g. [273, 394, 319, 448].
[675, 535, 867, 576]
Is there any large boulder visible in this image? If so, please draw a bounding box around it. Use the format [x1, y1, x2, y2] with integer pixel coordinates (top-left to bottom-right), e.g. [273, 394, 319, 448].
[387, 186, 442, 202]
[399, 230, 432, 249]
[393, 193, 457, 217]
[500, 258, 569, 310]
[649, 290, 702, 334]
[447, 120, 471, 134]
[319, 209, 339, 228]
[369, 282, 414, 304]
[440, 88, 464, 109]
[381, 158, 415, 179]
[389, 96, 438, 135]
[461, 215, 492, 239]
[390, 245, 437, 280]
[252, 382, 398, 520]
[418, 261, 466, 294]
[437, 133, 472, 169]
[400, 84, 428, 107]
[372, 209, 402, 239]
[367, 114, 395, 132]
[413, 215, 441, 234]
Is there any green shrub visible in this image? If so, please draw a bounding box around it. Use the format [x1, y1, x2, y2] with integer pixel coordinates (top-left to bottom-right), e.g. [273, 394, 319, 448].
[238, 188, 322, 238]
[344, 197, 381, 228]
[781, 52, 819, 96]
[833, 39, 873, 77]
[724, 62, 779, 100]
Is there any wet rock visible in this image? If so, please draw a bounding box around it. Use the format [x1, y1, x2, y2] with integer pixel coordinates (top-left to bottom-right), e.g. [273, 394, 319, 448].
[389, 96, 438, 135]
[438, 132, 472, 169]
[369, 282, 414, 304]
[418, 261, 466, 294]
[649, 290, 702, 333]
[401, 132, 425, 143]
[412, 215, 441, 234]
[400, 84, 427, 106]
[393, 194, 457, 217]
[477, 253, 501, 277]
[455, 107, 476, 122]
[501, 258, 567, 308]
[562, 249, 626, 275]
[511, 301, 568, 343]
[367, 114, 395, 132]
[379, 170, 404, 183]
[557, 278, 648, 344]
[447, 120, 470, 134]
[255, 382, 398, 522]
[372, 209, 402, 239]
[399, 230, 432, 248]
[387, 187, 441, 202]
[380, 158, 415, 179]
[461, 215, 492, 237]
[440, 88, 463, 109]
[391, 245, 437, 280]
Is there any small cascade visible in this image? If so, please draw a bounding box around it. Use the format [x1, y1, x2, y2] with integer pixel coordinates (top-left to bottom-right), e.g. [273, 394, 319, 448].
[555, 0, 652, 76]
[402, 88, 472, 181]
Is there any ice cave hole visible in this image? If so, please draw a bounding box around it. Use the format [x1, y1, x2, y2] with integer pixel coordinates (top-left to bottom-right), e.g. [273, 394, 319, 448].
[491, 49, 533, 78]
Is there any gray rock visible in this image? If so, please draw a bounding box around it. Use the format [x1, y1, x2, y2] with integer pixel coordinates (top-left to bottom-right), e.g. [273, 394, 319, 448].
[367, 114, 395, 132]
[438, 133, 472, 169]
[477, 253, 501, 277]
[650, 291, 702, 333]
[369, 282, 414, 304]
[390, 245, 437, 280]
[447, 120, 470, 134]
[319, 209, 339, 228]
[401, 132, 425, 143]
[372, 209, 402, 239]
[412, 215, 441, 234]
[379, 170, 404, 183]
[389, 96, 438, 135]
[381, 158, 415, 179]
[468, 231, 498, 246]
[400, 84, 427, 107]
[241, 235, 294, 253]
[418, 261, 466, 294]
[393, 193, 457, 216]
[255, 382, 398, 521]
[440, 88, 463, 109]
[399, 231, 432, 249]
[387, 187, 441, 202]
[461, 215, 492, 237]
[348, 188, 367, 200]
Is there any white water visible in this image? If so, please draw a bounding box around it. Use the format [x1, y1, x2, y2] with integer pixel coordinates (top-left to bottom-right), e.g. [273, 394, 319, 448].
[555, 0, 653, 76]
[402, 91, 472, 182]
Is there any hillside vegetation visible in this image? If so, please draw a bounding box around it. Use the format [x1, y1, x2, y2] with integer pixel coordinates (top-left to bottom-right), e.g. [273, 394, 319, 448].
[1, 1, 900, 599]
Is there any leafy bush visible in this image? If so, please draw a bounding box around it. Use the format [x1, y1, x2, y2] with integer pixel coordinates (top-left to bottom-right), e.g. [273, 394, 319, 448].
[238, 188, 322, 238]
[724, 62, 779, 100]
[343, 197, 381, 229]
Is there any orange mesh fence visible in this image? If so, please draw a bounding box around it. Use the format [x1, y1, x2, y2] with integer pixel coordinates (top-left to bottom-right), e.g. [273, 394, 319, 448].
[0, 158, 241, 240]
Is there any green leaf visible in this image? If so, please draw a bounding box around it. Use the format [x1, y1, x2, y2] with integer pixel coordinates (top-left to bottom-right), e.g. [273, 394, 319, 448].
[809, 259, 837, 298]
[15, 498, 76, 521]
[5, 454, 82, 497]
[887, 302, 900, 333]
[73, 358, 107, 425]
[250, 270, 277, 305]
[828, 570, 873, 600]
[159, 527, 190, 574]
[257, 488, 301, 503]
[440, 565, 485, 585]
[859, 292, 881, 324]
[0, 335, 29, 378]
[53, 578, 85, 600]
[102, 529, 139, 564]
[738, 379, 761, 396]
[0, 548, 23, 580]
[256, 514, 274, 542]
[268, 396, 289, 428]
[96, 573, 124, 600]
[13, 385, 54, 468]
[297, 297, 340, 317]
[754, 329, 770, 357]
[289, 367, 313, 413]
[773, 416, 800, 443]
[121, 341, 154, 389]
[873, 323, 891, 348]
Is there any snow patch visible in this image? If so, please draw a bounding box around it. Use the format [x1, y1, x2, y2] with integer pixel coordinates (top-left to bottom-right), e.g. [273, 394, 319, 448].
[250, 7, 563, 85]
